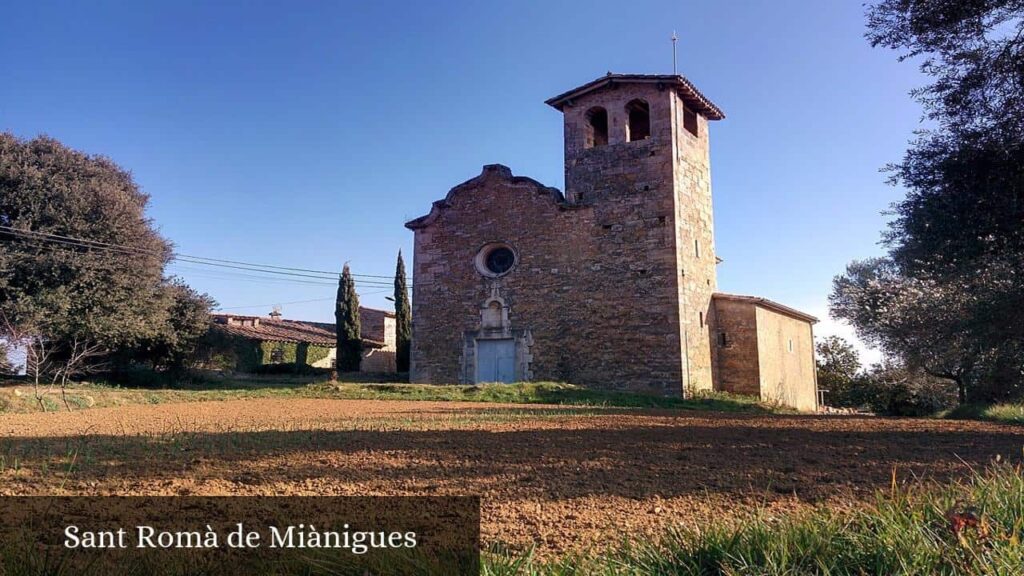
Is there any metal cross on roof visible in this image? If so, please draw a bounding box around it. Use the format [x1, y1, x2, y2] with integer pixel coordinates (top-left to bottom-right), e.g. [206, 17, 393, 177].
[671, 31, 678, 75]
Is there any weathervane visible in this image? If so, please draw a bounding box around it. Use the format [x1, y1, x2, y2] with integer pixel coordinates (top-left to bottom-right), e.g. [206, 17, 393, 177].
[671, 31, 678, 75]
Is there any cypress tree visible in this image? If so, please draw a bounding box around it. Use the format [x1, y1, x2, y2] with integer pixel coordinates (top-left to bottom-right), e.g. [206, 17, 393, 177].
[334, 264, 362, 372]
[394, 250, 412, 373]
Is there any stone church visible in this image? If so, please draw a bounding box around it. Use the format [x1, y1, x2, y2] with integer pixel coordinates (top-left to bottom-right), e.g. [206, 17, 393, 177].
[405, 73, 819, 411]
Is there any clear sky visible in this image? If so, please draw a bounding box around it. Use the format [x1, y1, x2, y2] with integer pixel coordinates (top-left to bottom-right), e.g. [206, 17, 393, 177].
[1, 1, 927, 365]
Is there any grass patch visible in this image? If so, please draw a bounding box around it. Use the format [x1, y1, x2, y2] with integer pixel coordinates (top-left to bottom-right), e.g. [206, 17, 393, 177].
[485, 461, 1024, 575]
[0, 378, 783, 415]
[325, 382, 780, 412]
[944, 403, 1024, 425]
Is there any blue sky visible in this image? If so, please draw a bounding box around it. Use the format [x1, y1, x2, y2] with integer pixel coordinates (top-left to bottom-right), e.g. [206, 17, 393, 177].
[1, 1, 926, 365]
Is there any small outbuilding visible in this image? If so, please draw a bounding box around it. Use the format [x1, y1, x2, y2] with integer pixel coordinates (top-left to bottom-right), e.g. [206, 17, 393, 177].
[712, 294, 819, 411]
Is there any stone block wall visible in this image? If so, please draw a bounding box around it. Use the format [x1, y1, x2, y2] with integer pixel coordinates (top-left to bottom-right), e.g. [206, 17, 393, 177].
[361, 348, 397, 373]
[407, 162, 686, 391]
[711, 298, 761, 396]
[755, 307, 818, 411]
[558, 82, 689, 392]
[408, 165, 583, 385]
[408, 78, 724, 397]
[711, 295, 819, 410]
[671, 94, 717, 394]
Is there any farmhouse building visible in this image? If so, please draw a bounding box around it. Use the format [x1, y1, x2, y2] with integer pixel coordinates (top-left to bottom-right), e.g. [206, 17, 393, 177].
[204, 308, 397, 373]
[405, 72, 818, 410]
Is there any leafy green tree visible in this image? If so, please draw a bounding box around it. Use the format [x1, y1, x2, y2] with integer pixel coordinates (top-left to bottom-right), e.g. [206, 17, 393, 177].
[335, 264, 362, 372]
[0, 133, 214, 382]
[830, 258, 995, 403]
[832, 2, 1024, 403]
[866, 0, 1023, 132]
[815, 335, 862, 407]
[394, 250, 412, 373]
[1, 134, 169, 348]
[133, 280, 217, 373]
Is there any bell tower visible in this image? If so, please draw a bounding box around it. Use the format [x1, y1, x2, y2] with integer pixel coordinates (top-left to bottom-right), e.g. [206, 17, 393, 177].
[545, 73, 725, 395]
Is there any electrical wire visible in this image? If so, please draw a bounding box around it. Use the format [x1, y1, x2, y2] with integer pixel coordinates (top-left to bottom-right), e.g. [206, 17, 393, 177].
[0, 227, 403, 312]
[0, 225, 404, 286]
[2, 240, 394, 288]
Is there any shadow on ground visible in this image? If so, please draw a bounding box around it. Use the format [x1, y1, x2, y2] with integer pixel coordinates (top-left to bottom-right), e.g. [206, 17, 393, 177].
[2, 411, 1020, 504]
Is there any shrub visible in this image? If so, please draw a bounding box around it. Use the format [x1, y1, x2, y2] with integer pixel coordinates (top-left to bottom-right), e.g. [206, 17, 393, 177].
[850, 362, 958, 416]
[945, 403, 1024, 425]
[816, 335, 862, 408]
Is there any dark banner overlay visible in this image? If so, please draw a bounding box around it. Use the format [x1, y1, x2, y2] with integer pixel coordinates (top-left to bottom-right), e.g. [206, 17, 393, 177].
[0, 496, 480, 575]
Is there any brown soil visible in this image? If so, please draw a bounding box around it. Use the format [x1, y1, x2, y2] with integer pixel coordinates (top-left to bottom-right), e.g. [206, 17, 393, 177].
[0, 399, 1020, 555]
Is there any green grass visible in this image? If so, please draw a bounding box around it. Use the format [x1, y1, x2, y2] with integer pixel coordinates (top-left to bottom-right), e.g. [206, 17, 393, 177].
[944, 403, 1024, 425]
[321, 382, 782, 412]
[484, 461, 1024, 575]
[0, 378, 783, 415]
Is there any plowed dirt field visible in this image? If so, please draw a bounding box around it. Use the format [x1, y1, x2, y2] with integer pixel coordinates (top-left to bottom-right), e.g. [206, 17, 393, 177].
[0, 398, 1019, 554]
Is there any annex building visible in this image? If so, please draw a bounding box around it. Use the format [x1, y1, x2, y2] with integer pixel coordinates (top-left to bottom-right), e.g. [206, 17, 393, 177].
[405, 72, 819, 410]
[204, 308, 397, 374]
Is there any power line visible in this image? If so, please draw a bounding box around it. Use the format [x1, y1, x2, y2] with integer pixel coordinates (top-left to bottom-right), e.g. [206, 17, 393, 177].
[0, 225, 404, 285]
[165, 265, 341, 287]
[2, 240, 395, 289]
[168, 257, 395, 285]
[217, 297, 336, 311]
[1, 240, 329, 286]
[215, 290, 392, 312]
[164, 265, 394, 288]
[0, 225, 398, 279]
[165, 260, 396, 288]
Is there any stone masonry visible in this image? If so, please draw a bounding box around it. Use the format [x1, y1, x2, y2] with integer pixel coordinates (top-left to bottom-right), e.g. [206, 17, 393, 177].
[406, 72, 818, 407]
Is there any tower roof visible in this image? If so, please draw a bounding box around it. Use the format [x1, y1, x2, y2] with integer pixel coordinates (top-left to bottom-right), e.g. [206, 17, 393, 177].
[545, 73, 725, 120]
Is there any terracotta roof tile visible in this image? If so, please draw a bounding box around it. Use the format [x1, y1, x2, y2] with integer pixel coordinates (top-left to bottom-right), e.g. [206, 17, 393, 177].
[545, 73, 725, 120]
[211, 313, 387, 348]
[713, 293, 818, 324]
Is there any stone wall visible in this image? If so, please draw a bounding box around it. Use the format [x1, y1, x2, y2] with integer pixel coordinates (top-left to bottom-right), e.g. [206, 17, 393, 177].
[755, 307, 818, 411]
[408, 79, 720, 396]
[711, 298, 760, 396]
[558, 82, 691, 393]
[559, 82, 718, 396]
[382, 317, 396, 350]
[360, 308, 396, 349]
[361, 348, 397, 373]
[671, 94, 717, 394]
[407, 165, 586, 385]
[408, 159, 690, 390]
